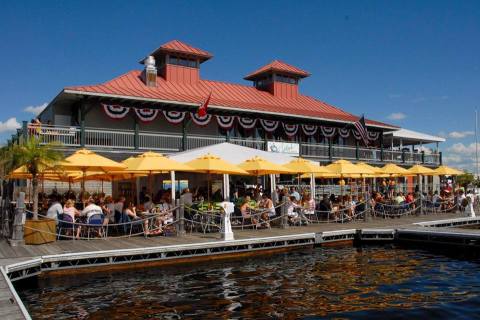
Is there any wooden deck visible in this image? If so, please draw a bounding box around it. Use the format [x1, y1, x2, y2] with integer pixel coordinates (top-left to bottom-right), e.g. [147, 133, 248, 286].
[0, 212, 464, 265]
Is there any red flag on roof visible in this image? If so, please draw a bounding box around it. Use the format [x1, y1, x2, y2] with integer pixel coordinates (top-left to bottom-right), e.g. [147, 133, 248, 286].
[198, 91, 212, 117]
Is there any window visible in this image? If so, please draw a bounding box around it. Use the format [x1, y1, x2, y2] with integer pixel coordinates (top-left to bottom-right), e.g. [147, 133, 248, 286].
[275, 74, 297, 84]
[255, 75, 273, 88]
[168, 55, 198, 68]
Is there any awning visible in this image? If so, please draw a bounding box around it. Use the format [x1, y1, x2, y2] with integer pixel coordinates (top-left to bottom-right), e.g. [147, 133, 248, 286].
[383, 128, 445, 145]
[169, 142, 299, 165]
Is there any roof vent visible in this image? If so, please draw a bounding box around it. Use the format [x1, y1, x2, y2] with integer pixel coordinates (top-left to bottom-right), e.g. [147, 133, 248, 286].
[142, 56, 157, 87]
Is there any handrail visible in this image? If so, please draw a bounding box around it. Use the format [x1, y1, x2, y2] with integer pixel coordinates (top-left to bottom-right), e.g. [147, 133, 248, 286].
[25, 124, 441, 164]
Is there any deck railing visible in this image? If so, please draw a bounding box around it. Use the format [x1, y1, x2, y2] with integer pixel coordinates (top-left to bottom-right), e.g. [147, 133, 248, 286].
[20, 124, 441, 165]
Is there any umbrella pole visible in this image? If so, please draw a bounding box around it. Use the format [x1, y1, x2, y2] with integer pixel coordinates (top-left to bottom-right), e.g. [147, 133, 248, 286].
[207, 172, 211, 204]
[149, 172, 153, 200]
[82, 168, 86, 194]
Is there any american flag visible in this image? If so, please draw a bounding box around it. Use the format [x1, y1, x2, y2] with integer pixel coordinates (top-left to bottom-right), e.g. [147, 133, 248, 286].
[354, 115, 369, 146]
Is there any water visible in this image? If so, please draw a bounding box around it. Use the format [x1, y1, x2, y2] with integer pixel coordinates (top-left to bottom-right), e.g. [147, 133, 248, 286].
[16, 245, 480, 319]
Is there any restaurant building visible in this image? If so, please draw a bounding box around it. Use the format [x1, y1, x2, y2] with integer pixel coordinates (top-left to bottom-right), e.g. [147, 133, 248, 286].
[10, 40, 444, 167]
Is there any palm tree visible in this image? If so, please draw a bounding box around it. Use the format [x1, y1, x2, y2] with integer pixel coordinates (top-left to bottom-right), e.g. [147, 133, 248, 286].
[0, 137, 64, 219]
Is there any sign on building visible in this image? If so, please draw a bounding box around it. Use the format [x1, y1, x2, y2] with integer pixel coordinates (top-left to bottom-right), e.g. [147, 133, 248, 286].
[267, 141, 300, 156]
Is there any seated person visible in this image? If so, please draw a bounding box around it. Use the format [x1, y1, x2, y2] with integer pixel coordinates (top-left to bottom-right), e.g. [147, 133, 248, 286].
[240, 196, 259, 226]
[319, 194, 332, 214]
[46, 195, 63, 224]
[103, 196, 115, 223]
[123, 202, 141, 221]
[143, 195, 154, 212]
[259, 193, 276, 218]
[405, 192, 415, 208]
[287, 196, 301, 224]
[301, 194, 316, 216]
[76, 197, 104, 238]
[63, 199, 80, 221]
[345, 195, 356, 219]
[356, 196, 366, 214]
[394, 192, 405, 205]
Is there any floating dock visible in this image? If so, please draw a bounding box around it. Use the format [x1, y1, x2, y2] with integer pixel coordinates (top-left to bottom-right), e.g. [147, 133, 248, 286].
[1, 211, 480, 319]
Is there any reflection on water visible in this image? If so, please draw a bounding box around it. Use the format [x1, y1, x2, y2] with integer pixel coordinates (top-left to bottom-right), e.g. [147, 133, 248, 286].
[17, 245, 480, 319]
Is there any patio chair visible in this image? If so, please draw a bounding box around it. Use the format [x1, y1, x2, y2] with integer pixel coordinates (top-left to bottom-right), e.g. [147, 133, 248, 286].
[57, 214, 75, 240]
[86, 212, 105, 240]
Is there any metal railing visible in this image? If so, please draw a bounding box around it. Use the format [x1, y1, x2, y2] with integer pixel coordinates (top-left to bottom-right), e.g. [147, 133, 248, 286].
[139, 131, 182, 152]
[24, 124, 441, 165]
[84, 127, 135, 149]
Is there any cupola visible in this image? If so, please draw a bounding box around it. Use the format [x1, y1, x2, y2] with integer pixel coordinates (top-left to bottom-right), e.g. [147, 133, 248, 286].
[140, 40, 212, 85]
[244, 60, 310, 99]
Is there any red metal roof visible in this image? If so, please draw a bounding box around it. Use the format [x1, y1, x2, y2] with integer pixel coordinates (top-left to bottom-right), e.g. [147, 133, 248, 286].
[244, 60, 311, 80]
[65, 70, 396, 129]
[150, 40, 212, 60]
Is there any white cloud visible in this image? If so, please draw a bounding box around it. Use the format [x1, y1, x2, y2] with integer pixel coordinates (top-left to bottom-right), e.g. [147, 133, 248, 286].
[387, 112, 406, 120]
[0, 117, 21, 133]
[448, 131, 474, 139]
[447, 143, 480, 156]
[442, 154, 463, 163]
[24, 102, 47, 116]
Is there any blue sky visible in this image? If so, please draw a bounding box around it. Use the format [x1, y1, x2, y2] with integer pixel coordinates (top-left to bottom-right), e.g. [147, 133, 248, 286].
[0, 1, 479, 170]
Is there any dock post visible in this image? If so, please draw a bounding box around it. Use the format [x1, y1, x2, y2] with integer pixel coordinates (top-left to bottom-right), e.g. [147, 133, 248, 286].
[364, 191, 372, 222]
[281, 196, 289, 229]
[176, 199, 185, 236]
[9, 192, 25, 246]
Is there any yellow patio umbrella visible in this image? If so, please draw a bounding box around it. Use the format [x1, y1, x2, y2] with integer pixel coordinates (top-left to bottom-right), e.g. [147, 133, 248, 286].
[432, 165, 463, 176]
[380, 163, 410, 176]
[356, 162, 384, 177]
[185, 153, 249, 202]
[380, 163, 411, 194]
[239, 156, 292, 176]
[185, 153, 248, 175]
[284, 158, 332, 174]
[60, 149, 127, 192]
[284, 157, 332, 187]
[116, 151, 193, 199]
[76, 170, 149, 193]
[8, 165, 84, 182]
[407, 164, 436, 176]
[122, 151, 192, 173]
[326, 160, 376, 198]
[326, 159, 374, 176]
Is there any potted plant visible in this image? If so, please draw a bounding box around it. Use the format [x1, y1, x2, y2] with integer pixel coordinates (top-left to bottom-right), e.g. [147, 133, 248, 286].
[1, 136, 64, 244]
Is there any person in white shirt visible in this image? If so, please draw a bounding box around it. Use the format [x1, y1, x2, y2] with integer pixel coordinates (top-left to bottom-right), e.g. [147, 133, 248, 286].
[75, 198, 104, 239]
[466, 190, 476, 217]
[46, 196, 63, 224]
[81, 198, 103, 219]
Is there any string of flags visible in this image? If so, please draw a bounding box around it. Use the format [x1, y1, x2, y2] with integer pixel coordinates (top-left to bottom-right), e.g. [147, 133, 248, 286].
[102, 103, 379, 141]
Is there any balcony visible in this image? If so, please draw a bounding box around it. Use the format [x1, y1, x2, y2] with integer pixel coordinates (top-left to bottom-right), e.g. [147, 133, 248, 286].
[17, 124, 441, 166]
